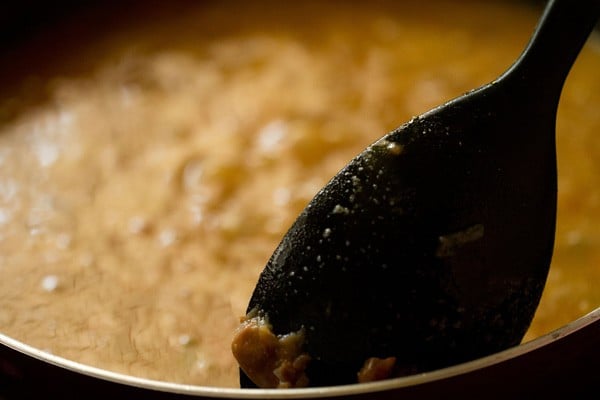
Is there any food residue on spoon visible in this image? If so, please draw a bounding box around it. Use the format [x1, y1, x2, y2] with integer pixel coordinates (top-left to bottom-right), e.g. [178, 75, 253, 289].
[231, 311, 310, 388]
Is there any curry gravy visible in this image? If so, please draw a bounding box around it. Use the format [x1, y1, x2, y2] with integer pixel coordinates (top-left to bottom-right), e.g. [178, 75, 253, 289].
[0, 0, 599, 388]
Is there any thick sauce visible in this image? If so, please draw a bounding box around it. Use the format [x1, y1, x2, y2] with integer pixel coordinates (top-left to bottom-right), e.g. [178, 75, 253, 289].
[0, 0, 599, 388]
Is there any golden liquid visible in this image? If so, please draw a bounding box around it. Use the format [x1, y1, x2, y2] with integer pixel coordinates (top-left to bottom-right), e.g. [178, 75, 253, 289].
[0, 0, 598, 387]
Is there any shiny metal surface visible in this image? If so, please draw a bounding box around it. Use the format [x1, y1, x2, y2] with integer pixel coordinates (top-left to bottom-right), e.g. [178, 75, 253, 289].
[1, 307, 599, 398]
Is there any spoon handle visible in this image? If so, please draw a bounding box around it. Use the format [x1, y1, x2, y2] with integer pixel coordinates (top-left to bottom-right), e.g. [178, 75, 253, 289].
[503, 0, 600, 102]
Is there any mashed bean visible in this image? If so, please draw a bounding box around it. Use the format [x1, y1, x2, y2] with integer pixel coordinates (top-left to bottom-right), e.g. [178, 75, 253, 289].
[0, 0, 599, 387]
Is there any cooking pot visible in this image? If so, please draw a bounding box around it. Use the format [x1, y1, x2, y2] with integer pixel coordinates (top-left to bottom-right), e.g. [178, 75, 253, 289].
[1, 1, 598, 398]
[0, 309, 598, 398]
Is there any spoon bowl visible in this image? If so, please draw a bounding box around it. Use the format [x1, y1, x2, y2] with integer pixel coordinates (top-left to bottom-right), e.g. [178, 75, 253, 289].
[239, 0, 600, 387]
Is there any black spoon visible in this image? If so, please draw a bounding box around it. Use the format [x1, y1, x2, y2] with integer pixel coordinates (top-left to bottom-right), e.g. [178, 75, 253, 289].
[237, 0, 600, 388]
